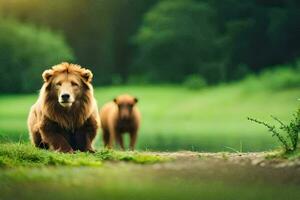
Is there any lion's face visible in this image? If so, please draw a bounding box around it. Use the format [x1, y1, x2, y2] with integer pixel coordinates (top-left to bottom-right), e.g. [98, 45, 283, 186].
[52, 73, 82, 108]
[42, 63, 93, 109]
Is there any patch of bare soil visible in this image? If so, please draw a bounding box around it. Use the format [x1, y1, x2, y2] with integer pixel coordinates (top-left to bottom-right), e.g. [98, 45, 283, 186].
[152, 151, 300, 168]
[121, 151, 300, 185]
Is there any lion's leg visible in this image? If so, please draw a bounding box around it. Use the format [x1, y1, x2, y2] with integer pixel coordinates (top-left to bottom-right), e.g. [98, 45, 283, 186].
[74, 117, 98, 153]
[31, 131, 49, 149]
[28, 105, 48, 149]
[40, 119, 73, 153]
[41, 132, 73, 153]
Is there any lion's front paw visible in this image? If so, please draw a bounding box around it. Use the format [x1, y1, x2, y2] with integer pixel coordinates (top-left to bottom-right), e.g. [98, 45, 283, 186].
[56, 147, 74, 153]
[87, 148, 96, 153]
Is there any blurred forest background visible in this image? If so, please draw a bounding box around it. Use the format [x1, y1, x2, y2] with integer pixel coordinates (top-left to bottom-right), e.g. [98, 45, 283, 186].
[0, 0, 300, 92]
[0, 0, 300, 151]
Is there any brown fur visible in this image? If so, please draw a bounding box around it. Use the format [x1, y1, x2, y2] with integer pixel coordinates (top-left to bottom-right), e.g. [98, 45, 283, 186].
[27, 62, 100, 153]
[100, 94, 141, 150]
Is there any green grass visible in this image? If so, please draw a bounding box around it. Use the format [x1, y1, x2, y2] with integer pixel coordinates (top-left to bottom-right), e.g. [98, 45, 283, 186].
[0, 83, 299, 152]
[0, 143, 166, 168]
[267, 148, 300, 161]
[283, 149, 300, 160]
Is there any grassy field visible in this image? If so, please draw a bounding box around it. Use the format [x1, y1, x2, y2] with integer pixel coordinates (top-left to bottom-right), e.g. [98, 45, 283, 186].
[0, 83, 299, 152]
[0, 81, 299, 200]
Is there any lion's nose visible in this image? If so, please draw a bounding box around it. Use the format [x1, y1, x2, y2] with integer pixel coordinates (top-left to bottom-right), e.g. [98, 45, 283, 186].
[61, 93, 70, 101]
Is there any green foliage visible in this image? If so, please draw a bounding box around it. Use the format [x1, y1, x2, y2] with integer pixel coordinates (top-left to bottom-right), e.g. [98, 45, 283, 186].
[281, 149, 300, 160]
[1, 1, 300, 85]
[127, 74, 152, 85]
[111, 74, 123, 85]
[183, 75, 207, 90]
[0, 143, 166, 168]
[0, 18, 73, 93]
[243, 65, 300, 92]
[258, 67, 300, 90]
[248, 107, 300, 152]
[213, 0, 300, 81]
[267, 148, 300, 161]
[0, 0, 159, 86]
[131, 0, 300, 84]
[132, 0, 226, 83]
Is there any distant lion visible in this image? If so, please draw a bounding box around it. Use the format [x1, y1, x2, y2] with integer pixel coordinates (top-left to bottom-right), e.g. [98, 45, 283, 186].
[27, 62, 100, 153]
[100, 94, 141, 150]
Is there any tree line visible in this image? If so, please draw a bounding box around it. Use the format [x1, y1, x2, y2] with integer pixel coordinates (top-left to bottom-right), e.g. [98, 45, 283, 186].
[0, 0, 299, 92]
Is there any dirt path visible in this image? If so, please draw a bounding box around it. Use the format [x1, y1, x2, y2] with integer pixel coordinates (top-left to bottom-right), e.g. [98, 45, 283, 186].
[154, 151, 300, 168]
[105, 151, 300, 185]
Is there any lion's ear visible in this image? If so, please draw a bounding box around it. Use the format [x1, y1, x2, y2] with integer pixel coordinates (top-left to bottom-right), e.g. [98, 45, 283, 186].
[42, 69, 53, 82]
[81, 69, 93, 82]
[134, 97, 138, 104]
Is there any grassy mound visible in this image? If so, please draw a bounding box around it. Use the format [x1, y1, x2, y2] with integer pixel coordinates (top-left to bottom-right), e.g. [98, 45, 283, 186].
[0, 143, 166, 168]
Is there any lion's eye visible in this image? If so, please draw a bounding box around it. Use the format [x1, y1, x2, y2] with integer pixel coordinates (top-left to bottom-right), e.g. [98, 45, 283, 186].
[56, 82, 62, 86]
[71, 81, 79, 87]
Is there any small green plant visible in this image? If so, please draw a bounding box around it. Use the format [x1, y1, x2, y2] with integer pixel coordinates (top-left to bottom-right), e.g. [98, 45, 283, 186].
[248, 107, 300, 152]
